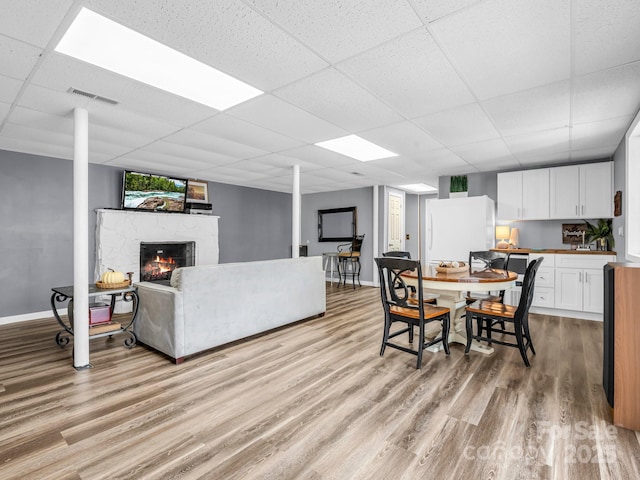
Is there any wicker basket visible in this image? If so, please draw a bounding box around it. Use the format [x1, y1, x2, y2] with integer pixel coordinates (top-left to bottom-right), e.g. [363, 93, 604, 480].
[95, 280, 131, 289]
[435, 265, 468, 274]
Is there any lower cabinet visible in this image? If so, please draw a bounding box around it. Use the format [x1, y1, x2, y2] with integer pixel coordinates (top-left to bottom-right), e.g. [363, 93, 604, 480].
[554, 255, 615, 314]
[531, 253, 554, 308]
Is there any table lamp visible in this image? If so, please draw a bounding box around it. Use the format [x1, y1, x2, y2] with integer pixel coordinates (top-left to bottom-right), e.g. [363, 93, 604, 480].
[495, 225, 511, 249]
[509, 227, 520, 248]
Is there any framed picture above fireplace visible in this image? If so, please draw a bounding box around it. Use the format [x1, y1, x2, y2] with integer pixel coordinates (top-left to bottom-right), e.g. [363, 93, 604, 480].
[186, 180, 209, 204]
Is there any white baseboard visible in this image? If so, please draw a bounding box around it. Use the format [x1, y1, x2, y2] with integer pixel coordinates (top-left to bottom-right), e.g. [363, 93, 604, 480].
[0, 309, 64, 326]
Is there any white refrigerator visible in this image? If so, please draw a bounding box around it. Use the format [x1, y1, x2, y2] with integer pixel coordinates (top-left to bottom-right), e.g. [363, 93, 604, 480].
[425, 195, 495, 265]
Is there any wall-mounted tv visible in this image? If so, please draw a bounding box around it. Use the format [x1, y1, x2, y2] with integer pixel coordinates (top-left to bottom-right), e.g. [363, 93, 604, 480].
[121, 170, 187, 213]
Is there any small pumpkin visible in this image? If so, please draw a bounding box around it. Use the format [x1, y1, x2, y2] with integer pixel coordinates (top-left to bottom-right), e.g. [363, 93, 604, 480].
[101, 268, 125, 284]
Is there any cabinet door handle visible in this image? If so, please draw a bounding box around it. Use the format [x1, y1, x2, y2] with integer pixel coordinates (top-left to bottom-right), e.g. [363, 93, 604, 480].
[575, 205, 578, 215]
[579, 271, 582, 282]
[581, 205, 584, 215]
[585, 272, 588, 283]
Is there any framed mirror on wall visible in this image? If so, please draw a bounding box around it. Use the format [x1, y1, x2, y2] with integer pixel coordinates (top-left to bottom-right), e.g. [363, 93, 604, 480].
[318, 207, 357, 242]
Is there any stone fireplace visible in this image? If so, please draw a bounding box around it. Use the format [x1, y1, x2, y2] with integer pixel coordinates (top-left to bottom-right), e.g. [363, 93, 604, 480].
[95, 209, 219, 311]
[140, 241, 195, 283]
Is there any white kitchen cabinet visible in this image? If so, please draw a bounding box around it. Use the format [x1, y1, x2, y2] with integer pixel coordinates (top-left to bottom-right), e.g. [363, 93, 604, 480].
[549, 162, 613, 219]
[530, 254, 554, 308]
[554, 254, 615, 314]
[497, 168, 549, 220]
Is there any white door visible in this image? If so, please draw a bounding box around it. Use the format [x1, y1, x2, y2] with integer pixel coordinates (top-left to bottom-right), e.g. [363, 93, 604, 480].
[583, 268, 605, 313]
[555, 268, 582, 311]
[387, 192, 403, 252]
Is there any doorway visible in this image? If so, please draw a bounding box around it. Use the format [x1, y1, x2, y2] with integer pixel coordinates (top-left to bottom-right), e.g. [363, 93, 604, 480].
[387, 191, 404, 252]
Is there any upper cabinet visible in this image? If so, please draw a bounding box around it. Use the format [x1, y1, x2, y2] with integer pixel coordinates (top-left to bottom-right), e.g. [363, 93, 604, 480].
[498, 161, 613, 221]
[497, 168, 549, 220]
[549, 162, 613, 219]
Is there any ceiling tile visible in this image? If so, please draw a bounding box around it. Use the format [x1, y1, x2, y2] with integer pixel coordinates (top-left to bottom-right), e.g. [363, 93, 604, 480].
[250, 152, 324, 172]
[247, 0, 422, 62]
[430, 0, 570, 99]
[574, 0, 640, 75]
[0, 74, 21, 103]
[505, 127, 570, 159]
[517, 151, 572, 166]
[482, 81, 570, 137]
[138, 142, 237, 171]
[192, 113, 303, 152]
[0, 132, 72, 160]
[360, 121, 443, 157]
[84, 0, 328, 91]
[142, 130, 242, 166]
[338, 28, 475, 118]
[226, 94, 347, 144]
[278, 144, 359, 169]
[163, 128, 268, 160]
[0, 1, 73, 47]
[571, 115, 632, 152]
[414, 103, 500, 146]
[274, 68, 403, 131]
[107, 149, 215, 176]
[412, 148, 469, 171]
[412, 0, 483, 22]
[450, 138, 515, 165]
[0, 101, 8, 123]
[0, 36, 42, 80]
[572, 62, 640, 124]
[16, 83, 90, 117]
[570, 145, 616, 162]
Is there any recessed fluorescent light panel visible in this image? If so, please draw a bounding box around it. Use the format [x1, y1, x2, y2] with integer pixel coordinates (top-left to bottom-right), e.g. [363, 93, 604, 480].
[399, 183, 438, 194]
[315, 135, 398, 161]
[55, 8, 262, 110]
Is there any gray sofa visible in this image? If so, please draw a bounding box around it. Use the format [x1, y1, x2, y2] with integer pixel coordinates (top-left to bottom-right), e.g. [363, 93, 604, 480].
[133, 256, 326, 363]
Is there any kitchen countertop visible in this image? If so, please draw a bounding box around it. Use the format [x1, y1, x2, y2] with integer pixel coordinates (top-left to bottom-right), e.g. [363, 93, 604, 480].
[491, 248, 616, 255]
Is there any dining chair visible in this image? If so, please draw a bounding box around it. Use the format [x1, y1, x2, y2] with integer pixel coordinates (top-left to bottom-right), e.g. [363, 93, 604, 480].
[375, 257, 450, 369]
[381, 251, 440, 304]
[337, 234, 364, 288]
[464, 257, 543, 367]
[466, 250, 512, 305]
[381, 250, 411, 259]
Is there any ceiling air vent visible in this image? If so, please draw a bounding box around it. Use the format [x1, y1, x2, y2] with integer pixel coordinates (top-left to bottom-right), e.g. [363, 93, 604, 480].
[67, 87, 119, 105]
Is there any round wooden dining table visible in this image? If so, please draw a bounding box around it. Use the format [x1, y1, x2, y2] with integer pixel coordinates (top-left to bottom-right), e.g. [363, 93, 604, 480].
[401, 265, 518, 354]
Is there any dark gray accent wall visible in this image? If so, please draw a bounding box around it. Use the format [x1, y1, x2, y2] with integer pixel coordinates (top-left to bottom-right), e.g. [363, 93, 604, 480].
[1, 149, 291, 317]
[302, 187, 373, 283]
[404, 193, 419, 258]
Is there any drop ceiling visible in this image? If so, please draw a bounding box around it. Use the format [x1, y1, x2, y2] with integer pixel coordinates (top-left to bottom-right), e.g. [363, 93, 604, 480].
[1, 0, 639, 194]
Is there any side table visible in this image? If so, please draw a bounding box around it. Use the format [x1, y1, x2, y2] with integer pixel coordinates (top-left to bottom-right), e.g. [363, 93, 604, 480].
[322, 252, 339, 285]
[50, 284, 139, 349]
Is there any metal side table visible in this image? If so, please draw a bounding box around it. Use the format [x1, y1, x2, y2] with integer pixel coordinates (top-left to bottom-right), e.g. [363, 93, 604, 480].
[51, 284, 139, 349]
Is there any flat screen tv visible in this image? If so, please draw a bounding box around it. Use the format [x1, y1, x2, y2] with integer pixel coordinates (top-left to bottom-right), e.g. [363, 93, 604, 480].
[121, 170, 187, 213]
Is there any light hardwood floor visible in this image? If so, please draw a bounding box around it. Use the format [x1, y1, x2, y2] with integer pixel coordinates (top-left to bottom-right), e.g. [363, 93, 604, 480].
[1, 284, 639, 480]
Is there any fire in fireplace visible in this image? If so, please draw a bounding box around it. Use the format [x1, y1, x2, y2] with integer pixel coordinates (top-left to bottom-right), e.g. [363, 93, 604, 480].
[140, 241, 195, 283]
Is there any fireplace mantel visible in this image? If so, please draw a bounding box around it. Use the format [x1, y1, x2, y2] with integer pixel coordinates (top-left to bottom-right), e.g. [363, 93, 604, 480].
[95, 209, 219, 286]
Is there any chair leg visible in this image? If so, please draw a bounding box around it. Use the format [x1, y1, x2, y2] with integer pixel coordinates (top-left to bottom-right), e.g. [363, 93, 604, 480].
[464, 310, 473, 354]
[356, 258, 361, 287]
[417, 320, 425, 369]
[522, 313, 536, 355]
[408, 323, 414, 343]
[380, 315, 391, 357]
[514, 322, 530, 367]
[441, 313, 450, 355]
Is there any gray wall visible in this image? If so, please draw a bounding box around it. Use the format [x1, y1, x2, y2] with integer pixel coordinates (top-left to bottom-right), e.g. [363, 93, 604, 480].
[612, 140, 626, 260]
[1, 149, 291, 317]
[302, 187, 373, 283]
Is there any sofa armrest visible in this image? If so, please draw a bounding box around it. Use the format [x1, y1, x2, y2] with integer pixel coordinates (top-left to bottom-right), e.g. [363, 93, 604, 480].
[133, 282, 185, 360]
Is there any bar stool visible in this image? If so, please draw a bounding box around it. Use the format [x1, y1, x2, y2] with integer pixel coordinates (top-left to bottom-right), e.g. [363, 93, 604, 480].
[337, 235, 364, 288]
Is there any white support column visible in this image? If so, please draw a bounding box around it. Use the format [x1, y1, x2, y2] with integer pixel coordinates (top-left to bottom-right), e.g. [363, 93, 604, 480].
[372, 185, 379, 287]
[73, 107, 90, 369]
[292, 165, 301, 258]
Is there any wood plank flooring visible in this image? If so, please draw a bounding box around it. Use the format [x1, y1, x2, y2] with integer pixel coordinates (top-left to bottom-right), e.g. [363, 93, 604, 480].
[1, 284, 639, 479]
